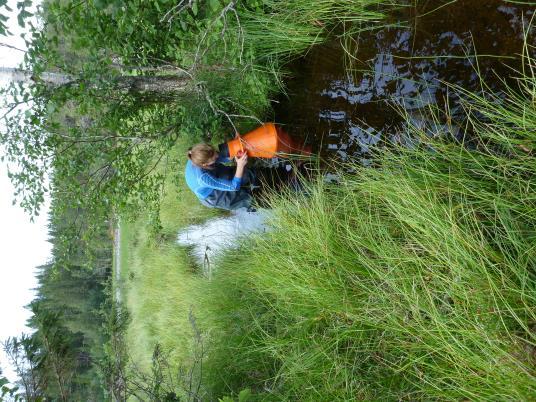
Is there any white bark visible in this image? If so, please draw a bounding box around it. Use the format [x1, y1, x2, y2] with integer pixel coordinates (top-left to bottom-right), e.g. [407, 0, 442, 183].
[0, 67, 191, 93]
[0, 67, 73, 85]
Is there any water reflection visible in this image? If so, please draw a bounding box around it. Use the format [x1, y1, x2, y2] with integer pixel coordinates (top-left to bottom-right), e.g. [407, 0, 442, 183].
[273, 0, 535, 161]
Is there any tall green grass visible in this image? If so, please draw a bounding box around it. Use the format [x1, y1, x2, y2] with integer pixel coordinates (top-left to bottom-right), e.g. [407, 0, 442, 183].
[195, 61, 536, 399]
[120, 138, 221, 375]
[119, 12, 536, 400]
[121, 83, 536, 397]
[236, 0, 406, 59]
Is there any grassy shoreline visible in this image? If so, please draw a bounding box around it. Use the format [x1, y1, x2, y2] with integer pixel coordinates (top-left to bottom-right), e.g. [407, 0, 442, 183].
[121, 68, 535, 400]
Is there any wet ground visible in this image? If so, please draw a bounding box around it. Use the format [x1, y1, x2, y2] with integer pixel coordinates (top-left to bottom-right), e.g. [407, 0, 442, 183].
[272, 0, 535, 162]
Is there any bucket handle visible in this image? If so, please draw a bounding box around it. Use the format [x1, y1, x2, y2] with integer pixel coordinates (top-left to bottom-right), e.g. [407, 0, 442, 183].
[235, 133, 245, 155]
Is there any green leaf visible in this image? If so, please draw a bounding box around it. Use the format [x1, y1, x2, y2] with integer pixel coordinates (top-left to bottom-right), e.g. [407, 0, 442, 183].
[2, 385, 10, 396]
[93, 0, 108, 10]
[17, 12, 25, 27]
[209, 0, 220, 12]
[16, 9, 32, 27]
[191, 0, 198, 16]
[238, 388, 252, 402]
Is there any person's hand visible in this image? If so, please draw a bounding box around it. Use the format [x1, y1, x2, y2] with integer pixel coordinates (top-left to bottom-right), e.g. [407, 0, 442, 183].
[235, 151, 248, 168]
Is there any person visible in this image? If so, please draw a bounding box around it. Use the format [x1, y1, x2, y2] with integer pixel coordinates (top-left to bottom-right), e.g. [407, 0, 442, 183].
[185, 143, 255, 211]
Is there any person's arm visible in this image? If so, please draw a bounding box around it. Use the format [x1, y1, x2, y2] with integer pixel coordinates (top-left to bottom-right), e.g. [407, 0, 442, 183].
[199, 153, 248, 192]
[199, 173, 242, 191]
[234, 152, 247, 179]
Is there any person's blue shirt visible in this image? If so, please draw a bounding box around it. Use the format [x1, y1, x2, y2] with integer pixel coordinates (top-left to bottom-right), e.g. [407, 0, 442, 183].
[185, 155, 242, 200]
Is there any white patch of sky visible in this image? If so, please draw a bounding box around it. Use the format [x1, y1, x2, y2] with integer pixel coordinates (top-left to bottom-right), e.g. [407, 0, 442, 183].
[0, 0, 49, 383]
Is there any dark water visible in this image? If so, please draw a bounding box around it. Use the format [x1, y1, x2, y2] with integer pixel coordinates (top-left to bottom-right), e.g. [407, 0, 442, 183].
[272, 0, 535, 162]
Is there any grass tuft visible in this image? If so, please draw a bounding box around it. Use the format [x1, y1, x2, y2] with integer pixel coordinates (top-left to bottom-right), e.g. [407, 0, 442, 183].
[236, 0, 406, 59]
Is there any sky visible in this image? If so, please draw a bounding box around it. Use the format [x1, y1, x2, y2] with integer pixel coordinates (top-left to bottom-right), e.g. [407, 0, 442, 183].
[0, 0, 50, 382]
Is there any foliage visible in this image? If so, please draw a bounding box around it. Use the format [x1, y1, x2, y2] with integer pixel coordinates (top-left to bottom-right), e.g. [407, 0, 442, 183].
[116, 139, 218, 381]
[0, 367, 23, 402]
[4, 275, 110, 400]
[239, 0, 405, 59]
[3, 334, 46, 402]
[4, 173, 113, 400]
[6, 0, 535, 399]
[0, 0, 9, 36]
[100, 298, 208, 401]
[219, 388, 252, 402]
[0, 0, 274, 219]
[0, 0, 32, 37]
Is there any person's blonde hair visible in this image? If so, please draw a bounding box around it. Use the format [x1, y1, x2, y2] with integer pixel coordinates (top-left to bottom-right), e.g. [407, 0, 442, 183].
[188, 143, 216, 166]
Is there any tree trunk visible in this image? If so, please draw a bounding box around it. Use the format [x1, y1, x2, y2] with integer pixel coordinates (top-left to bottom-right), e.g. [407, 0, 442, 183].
[113, 75, 191, 93]
[0, 67, 192, 94]
[0, 67, 73, 86]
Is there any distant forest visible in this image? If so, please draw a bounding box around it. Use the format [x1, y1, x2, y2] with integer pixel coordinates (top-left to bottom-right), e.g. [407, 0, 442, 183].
[3, 172, 113, 401]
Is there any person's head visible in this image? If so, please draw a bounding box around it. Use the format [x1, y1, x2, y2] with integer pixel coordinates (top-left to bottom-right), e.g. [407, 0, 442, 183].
[187, 143, 219, 169]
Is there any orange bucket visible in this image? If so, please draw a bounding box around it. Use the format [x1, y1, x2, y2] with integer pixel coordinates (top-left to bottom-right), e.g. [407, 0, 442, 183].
[220, 123, 311, 159]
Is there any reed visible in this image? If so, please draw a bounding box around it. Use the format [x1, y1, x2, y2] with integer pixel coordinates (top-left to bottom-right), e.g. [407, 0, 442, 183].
[237, 0, 406, 59]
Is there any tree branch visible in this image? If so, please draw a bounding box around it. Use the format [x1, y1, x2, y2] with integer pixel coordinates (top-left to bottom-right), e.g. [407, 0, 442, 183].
[160, 0, 194, 24]
[0, 42, 27, 53]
